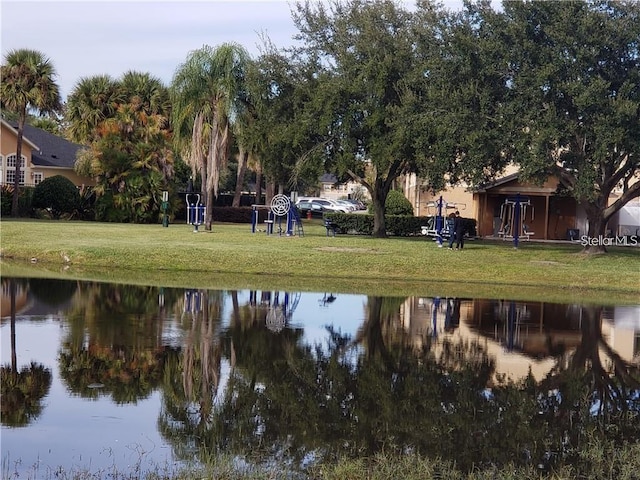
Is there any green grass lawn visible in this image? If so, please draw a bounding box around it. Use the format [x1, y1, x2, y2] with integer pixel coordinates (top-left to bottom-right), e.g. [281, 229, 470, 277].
[1, 218, 638, 304]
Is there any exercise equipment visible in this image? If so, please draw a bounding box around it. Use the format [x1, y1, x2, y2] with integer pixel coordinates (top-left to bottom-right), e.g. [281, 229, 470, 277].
[249, 290, 301, 333]
[420, 196, 466, 246]
[251, 194, 304, 236]
[498, 194, 534, 247]
[186, 193, 205, 232]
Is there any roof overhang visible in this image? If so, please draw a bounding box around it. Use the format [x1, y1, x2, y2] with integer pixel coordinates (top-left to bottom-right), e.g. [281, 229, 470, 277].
[1, 118, 40, 151]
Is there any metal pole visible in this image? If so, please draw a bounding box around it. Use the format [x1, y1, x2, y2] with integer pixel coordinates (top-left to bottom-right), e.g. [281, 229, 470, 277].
[513, 193, 520, 248]
[436, 196, 443, 247]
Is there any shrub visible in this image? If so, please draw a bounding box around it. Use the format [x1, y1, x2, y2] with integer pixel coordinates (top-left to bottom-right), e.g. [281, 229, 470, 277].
[32, 175, 81, 219]
[1, 185, 35, 217]
[327, 213, 477, 237]
[384, 190, 414, 216]
[368, 190, 413, 215]
[1, 185, 13, 216]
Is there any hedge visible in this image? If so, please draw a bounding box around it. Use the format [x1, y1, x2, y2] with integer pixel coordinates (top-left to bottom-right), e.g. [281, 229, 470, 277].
[160, 206, 478, 238]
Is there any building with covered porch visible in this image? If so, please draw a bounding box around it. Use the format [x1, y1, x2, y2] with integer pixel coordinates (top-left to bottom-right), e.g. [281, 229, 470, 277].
[403, 168, 637, 241]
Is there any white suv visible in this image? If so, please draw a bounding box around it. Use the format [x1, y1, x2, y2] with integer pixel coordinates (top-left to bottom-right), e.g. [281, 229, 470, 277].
[296, 197, 349, 213]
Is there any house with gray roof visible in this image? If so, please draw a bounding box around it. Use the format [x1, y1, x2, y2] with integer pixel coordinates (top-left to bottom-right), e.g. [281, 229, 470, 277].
[0, 118, 94, 188]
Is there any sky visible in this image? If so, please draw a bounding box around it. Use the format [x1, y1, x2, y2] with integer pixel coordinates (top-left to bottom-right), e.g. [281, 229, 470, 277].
[1, 0, 469, 102]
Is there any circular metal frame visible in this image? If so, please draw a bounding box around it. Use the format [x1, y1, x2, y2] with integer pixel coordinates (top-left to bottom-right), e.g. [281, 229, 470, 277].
[270, 194, 291, 216]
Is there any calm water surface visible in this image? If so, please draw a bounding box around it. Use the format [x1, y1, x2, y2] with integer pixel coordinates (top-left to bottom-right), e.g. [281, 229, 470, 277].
[1, 277, 639, 477]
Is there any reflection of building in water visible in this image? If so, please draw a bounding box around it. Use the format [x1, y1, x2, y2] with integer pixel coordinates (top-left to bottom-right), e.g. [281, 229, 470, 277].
[602, 305, 640, 364]
[0, 280, 30, 318]
[400, 297, 640, 381]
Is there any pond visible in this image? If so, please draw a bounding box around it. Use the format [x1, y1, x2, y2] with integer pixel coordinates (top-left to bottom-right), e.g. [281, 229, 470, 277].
[1, 277, 639, 478]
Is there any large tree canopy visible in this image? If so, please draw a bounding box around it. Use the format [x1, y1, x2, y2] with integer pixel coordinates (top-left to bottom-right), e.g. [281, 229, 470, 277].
[242, 42, 330, 200]
[291, 0, 425, 237]
[500, 0, 640, 252]
[409, 0, 514, 189]
[68, 71, 173, 223]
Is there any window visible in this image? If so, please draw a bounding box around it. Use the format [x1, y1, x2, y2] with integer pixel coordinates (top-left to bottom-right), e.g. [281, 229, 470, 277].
[33, 172, 44, 185]
[4, 155, 27, 185]
[0, 155, 3, 166]
[5, 170, 25, 186]
[6, 155, 26, 168]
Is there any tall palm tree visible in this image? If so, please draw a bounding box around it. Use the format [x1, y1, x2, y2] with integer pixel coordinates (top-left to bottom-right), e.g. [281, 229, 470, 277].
[65, 74, 121, 144]
[120, 70, 171, 118]
[0, 49, 62, 216]
[171, 43, 250, 230]
[68, 72, 173, 222]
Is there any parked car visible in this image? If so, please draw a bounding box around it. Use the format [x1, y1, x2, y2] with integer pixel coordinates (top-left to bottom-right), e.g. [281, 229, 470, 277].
[295, 197, 348, 213]
[344, 199, 366, 210]
[308, 198, 350, 213]
[335, 199, 357, 211]
[296, 201, 328, 218]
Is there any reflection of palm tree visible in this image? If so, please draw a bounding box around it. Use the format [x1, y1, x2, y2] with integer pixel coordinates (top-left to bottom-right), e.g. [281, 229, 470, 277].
[58, 282, 179, 403]
[182, 290, 224, 421]
[1, 278, 52, 427]
[1, 362, 52, 427]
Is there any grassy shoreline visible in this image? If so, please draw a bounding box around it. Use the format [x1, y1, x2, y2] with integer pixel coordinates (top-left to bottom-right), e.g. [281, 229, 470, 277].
[1, 219, 639, 304]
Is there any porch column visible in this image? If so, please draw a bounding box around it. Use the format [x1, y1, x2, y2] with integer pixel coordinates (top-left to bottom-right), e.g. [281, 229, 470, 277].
[544, 195, 550, 240]
[481, 193, 488, 237]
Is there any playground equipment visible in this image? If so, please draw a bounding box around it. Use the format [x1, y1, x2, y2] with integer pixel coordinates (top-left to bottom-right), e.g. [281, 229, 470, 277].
[248, 290, 301, 333]
[251, 193, 304, 236]
[498, 194, 534, 247]
[420, 197, 466, 246]
[186, 193, 205, 232]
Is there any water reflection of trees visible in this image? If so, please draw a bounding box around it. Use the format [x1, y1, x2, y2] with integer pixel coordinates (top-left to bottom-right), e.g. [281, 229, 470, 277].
[540, 305, 640, 449]
[4, 278, 638, 471]
[158, 293, 639, 473]
[57, 282, 180, 403]
[1, 278, 52, 427]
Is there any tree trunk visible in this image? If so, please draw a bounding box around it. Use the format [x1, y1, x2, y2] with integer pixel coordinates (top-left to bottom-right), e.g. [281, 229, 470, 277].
[255, 164, 263, 205]
[232, 148, 248, 207]
[10, 279, 17, 375]
[11, 113, 26, 217]
[582, 203, 609, 254]
[265, 180, 276, 207]
[205, 188, 214, 231]
[371, 184, 389, 238]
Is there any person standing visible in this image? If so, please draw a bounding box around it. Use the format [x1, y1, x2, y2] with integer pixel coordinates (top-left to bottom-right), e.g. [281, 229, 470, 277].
[447, 212, 457, 249]
[449, 211, 465, 250]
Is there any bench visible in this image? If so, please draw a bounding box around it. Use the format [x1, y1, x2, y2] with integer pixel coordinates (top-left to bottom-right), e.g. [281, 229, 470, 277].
[324, 220, 339, 237]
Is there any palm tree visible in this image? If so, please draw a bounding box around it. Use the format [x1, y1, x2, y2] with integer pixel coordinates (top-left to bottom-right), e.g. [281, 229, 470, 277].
[0, 49, 62, 216]
[65, 74, 121, 144]
[171, 43, 250, 230]
[120, 70, 171, 118]
[68, 72, 174, 222]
